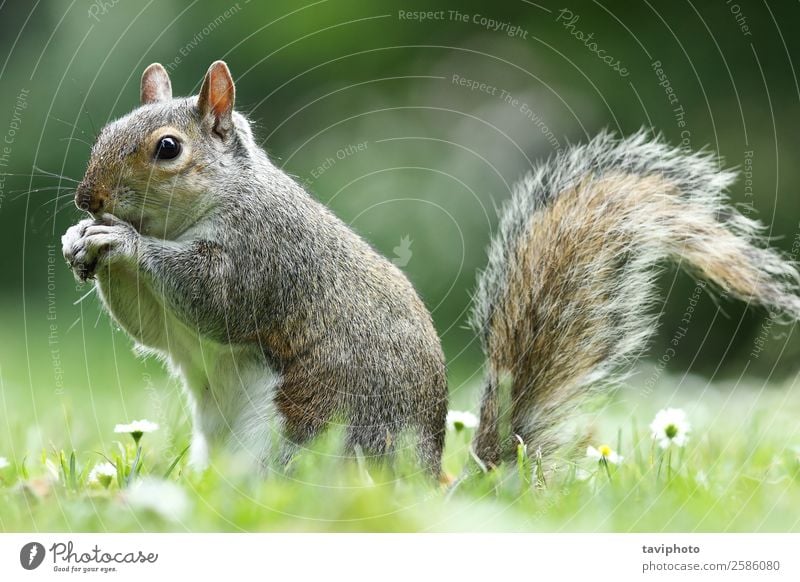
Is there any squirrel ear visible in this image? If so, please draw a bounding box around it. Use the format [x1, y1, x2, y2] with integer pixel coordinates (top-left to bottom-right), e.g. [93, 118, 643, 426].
[198, 60, 235, 138]
[140, 63, 172, 105]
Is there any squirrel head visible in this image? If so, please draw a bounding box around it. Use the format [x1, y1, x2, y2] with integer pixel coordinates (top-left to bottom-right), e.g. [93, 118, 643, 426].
[76, 60, 256, 237]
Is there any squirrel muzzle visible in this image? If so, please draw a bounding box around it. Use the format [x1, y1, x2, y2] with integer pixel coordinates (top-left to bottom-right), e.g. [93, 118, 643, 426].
[75, 178, 109, 214]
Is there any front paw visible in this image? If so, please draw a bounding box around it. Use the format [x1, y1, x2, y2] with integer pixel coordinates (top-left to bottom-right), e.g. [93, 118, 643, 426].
[61, 216, 138, 281]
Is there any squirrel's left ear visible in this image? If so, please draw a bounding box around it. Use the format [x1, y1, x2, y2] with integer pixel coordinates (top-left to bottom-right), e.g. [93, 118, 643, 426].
[198, 60, 235, 139]
[140, 63, 172, 105]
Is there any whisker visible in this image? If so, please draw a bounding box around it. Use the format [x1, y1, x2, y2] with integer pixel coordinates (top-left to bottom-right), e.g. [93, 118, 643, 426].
[57, 198, 78, 214]
[40, 198, 79, 224]
[29, 196, 80, 234]
[79, 93, 99, 140]
[0, 172, 79, 182]
[32, 165, 80, 183]
[49, 115, 93, 138]
[36, 192, 74, 211]
[11, 185, 74, 202]
[74, 285, 97, 306]
[58, 136, 93, 148]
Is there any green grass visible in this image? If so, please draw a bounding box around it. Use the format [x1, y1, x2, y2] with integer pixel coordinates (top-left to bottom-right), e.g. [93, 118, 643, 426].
[2, 304, 800, 532]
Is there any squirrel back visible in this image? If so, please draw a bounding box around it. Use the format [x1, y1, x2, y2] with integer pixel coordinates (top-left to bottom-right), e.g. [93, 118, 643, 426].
[471, 131, 800, 467]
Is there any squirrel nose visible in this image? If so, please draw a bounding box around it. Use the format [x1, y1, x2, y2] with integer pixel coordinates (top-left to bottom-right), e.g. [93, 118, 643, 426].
[75, 181, 107, 214]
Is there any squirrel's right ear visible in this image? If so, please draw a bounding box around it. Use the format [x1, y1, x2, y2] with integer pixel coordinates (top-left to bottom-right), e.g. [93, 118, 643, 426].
[198, 60, 235, 139]
[140, 63, 172, 105]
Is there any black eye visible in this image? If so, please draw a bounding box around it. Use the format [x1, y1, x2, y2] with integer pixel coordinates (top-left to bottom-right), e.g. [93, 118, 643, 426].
[154, 135, 181, 160]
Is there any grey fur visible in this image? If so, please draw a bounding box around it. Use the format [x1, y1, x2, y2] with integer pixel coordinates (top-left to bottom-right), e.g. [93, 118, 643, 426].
[63, 64, 446, 475]
[471, 130, 800, 466]
[62, 62, 800, 478]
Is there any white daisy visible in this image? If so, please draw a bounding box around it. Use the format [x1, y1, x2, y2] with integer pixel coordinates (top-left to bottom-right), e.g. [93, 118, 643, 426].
[650, 408, 691, 449]
[0, 457, 9, 469]
[586, 444, 623, 465]
[446, 410, 479, 431]
[88, 462, 117, 488]
[114, 419, 159, 444]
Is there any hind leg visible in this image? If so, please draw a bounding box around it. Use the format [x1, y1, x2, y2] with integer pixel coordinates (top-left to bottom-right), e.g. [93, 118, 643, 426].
[273, 368, 335, 467]
[345, 422, 398, 469]
[415, 425, 445, 478]
[344, 411, 445, 478]
[416, 381, 448, 479]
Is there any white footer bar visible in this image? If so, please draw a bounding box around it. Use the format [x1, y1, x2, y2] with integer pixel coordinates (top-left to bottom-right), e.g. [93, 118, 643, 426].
[1, 533, 798, 581]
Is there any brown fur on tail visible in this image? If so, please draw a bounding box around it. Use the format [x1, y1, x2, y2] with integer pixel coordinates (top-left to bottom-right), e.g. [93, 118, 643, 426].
[471, 131, 800, 467]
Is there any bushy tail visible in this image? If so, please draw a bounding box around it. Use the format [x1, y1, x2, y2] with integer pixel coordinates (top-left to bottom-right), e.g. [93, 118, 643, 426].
[470, 130, 800, 467]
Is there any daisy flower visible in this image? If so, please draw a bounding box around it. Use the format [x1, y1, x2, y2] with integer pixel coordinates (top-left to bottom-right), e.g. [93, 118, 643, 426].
[446, 410, 479, 432]
[650, 408, 690, 449]
[88, 462, 117, 489]
[114, 419, 159, 445]
[586, 444, 623, 465]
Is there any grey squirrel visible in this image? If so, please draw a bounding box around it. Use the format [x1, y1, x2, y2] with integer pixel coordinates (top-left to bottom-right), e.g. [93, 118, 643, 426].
[62, 61, 800, 477]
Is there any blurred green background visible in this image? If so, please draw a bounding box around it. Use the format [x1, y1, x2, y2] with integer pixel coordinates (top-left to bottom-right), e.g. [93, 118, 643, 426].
[1, 0, 799, 447]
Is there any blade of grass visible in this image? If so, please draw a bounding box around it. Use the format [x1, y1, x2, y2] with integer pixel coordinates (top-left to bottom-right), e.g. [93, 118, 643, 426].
[632, 417, 644, 468]
[113, 453, 124, 488]
[126, 446, 142, 487]
[163, 445, 190, 479]
[69, 451, 77, 491]
[59, 450, 69, 486]
[19, 455, 29, 480]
